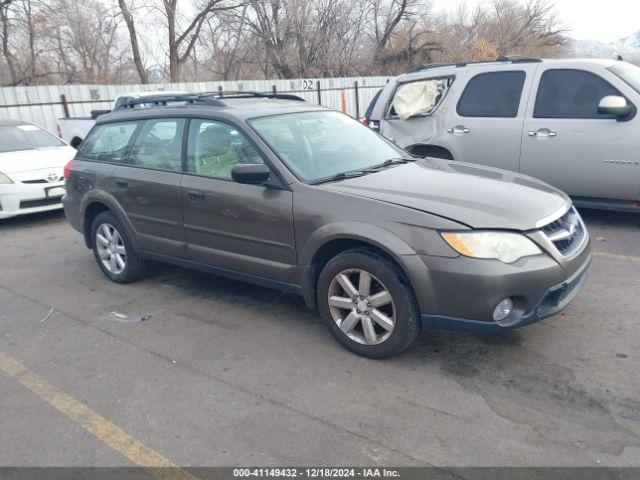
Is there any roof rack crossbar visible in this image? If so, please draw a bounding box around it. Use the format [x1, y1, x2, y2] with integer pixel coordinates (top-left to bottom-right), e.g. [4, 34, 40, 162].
[118, 94, 225, 110]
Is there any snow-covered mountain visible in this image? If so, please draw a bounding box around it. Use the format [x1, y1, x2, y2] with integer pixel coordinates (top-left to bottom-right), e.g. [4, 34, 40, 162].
[570, 31, 640, 62]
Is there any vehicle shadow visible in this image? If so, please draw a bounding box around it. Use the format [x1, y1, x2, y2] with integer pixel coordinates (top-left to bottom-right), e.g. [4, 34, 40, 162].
[0, 209, 66, 231]
[577, 206, 640, 228]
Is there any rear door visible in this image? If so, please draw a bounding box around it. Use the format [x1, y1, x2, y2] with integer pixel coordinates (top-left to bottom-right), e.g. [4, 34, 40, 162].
[111, 117, 187, 258]
[520, 66, 640, 201]
[441, 67, 536, 172]
[181, 118, 297, 283]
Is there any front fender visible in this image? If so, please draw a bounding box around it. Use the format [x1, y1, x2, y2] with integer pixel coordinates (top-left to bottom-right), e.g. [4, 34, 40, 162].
[299, 221, 433, 310]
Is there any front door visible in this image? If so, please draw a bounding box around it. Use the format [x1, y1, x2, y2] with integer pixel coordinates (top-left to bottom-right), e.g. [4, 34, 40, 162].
[181, 118, 297, 283]
[111, 117, 187, 258]
[520, 66, 640, 201]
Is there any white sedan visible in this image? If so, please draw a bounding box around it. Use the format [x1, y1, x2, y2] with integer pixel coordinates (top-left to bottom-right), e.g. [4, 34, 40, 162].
[0, 120, 76, 219]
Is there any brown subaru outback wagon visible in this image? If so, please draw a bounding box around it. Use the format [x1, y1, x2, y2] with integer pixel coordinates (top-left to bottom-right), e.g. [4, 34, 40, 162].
[63, 93, 591, 357]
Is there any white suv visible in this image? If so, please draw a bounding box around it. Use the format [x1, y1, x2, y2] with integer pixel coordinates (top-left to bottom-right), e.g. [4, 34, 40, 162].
[370, 57, 640, 212]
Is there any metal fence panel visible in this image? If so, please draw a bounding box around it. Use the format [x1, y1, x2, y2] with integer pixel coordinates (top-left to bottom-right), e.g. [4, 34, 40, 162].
[0, 77, 390, 134]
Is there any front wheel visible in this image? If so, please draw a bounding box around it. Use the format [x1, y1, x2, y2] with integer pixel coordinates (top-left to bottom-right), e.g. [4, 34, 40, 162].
[317, 249, 420, 358]
[91, 211, 148, 283]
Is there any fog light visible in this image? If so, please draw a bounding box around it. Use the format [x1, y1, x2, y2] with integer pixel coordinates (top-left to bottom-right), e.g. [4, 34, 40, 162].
[493, 298, 514, 323]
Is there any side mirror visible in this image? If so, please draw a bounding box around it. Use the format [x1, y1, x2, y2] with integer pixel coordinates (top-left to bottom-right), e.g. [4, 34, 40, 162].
[70, 136, 83, 149]
[598, 95, 633, 119]
[231, 164, 271, 185]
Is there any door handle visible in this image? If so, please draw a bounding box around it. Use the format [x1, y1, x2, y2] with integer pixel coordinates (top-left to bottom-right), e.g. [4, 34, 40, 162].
[447, 125, 471, 134]
[114, 179, 128, 189]
[528, 129, 557, 138]
[187, 190, 206, 202]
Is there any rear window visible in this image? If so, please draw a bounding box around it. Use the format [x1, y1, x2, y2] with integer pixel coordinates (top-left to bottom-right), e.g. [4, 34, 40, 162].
[128, 118, 185, 172]
[0, 124, 65, 153]
[457, 71, 526, 118]
[79, 122, 140, 162]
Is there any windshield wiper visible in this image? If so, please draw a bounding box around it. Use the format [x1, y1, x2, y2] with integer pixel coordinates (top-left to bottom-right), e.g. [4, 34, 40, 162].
[309, 170, 371, 185]
[365, 157, 415, 171]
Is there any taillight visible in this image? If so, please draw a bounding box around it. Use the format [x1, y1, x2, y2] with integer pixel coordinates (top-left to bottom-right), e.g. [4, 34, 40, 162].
[63, 159, 74, 180]
[362, 117, 370, 126]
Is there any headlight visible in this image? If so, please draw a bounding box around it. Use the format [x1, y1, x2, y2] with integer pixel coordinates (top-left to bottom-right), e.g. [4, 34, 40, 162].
[0, 172, 13, 184]
[441, 231, 542, 263]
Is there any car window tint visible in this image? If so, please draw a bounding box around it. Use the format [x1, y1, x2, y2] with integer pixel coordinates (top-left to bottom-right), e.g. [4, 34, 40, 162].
[187, 119, 264, 180]
[79, 122, 139, 162]
[457, 71, 525, 117]
[128, 118, 185, 172]
[534, 69, 622, 119]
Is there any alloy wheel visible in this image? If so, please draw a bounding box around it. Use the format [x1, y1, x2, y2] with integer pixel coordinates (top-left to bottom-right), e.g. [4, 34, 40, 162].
[327, 268, 396, 345]
[95, 223, 126, 275]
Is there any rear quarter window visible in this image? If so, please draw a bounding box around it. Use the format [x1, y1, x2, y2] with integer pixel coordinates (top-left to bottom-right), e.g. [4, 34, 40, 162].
[78, 122, 140, 162]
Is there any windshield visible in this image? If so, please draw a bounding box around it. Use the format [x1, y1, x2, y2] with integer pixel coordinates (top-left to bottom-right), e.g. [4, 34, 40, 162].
[609, 62, 640, 94]
[0, 124, 65, 153]
[248, 111, 410, 183]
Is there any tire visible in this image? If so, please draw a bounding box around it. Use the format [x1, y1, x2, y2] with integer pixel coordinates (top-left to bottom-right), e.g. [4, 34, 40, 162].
[317, 249, 420, 358]
[90, 211, 148, 284]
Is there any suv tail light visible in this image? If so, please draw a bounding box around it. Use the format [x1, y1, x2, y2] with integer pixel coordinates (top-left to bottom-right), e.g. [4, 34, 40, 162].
[362, 117, 370, 126]
[63, 159, 74, 180]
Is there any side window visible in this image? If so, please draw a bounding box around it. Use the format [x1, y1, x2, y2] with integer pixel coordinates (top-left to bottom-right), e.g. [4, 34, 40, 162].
[534, 69, 623, 119]
[128, 118, 185, 172]
[79, 122, 139, 162]
[187, 119, 264, 180]
[390, 77, 452, 120]
[457, 71, 526, 118]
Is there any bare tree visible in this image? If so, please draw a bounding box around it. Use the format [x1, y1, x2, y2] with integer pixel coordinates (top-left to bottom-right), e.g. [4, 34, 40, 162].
[0, 0, 18, 84]
[117, 0, 148, 83]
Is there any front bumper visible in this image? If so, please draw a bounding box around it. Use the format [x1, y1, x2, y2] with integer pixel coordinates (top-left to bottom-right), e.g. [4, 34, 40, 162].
[416, 242, 592, 333]
[0, 181, 66, 219]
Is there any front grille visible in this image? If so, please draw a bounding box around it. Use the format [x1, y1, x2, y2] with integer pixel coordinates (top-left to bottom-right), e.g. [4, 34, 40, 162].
[542, 207, 586, 257]
[19, 196, 63, 209]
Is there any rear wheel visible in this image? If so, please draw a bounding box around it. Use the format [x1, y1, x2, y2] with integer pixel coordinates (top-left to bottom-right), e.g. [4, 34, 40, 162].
[317, 249, 420, 358]
[91, 211, 147, 283]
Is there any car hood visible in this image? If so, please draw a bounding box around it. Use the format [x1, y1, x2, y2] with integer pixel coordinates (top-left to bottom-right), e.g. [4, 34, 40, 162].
[322, 158, 570, 231]
[0, 146, 76, 176]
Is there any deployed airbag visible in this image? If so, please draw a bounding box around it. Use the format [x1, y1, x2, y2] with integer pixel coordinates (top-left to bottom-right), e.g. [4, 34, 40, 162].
[392, 80, 446, 120]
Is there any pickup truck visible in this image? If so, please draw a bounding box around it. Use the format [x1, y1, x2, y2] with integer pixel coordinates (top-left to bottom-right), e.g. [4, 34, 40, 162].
[57, 91, 187, 146]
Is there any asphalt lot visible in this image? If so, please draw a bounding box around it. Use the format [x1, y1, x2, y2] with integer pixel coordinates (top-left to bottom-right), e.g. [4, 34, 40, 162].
[0, 208, 639, 468]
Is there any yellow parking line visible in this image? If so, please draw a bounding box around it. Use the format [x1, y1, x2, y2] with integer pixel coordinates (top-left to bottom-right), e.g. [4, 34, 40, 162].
[594, 251, 640, 262]
[0, 350, 198, 480]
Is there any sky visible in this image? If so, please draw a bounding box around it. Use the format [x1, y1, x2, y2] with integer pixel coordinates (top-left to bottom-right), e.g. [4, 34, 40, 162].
[430, 0, 640, 43]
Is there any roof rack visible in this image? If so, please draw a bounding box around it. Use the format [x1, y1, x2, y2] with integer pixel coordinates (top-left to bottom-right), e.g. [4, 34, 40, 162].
[495, 55, 541, 63]
[197, 90, 306, 102]
[119, 94, 224, 110]
[405, 55, 541, 74]
[116, 91, 306, 111]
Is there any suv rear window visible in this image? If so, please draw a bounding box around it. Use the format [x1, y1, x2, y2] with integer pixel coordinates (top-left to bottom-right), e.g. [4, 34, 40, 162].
[79, 122, 139, 162]
[534, 69, 623, 119]
[457, 71, 525, 118]
[128, 118, 185, 172]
